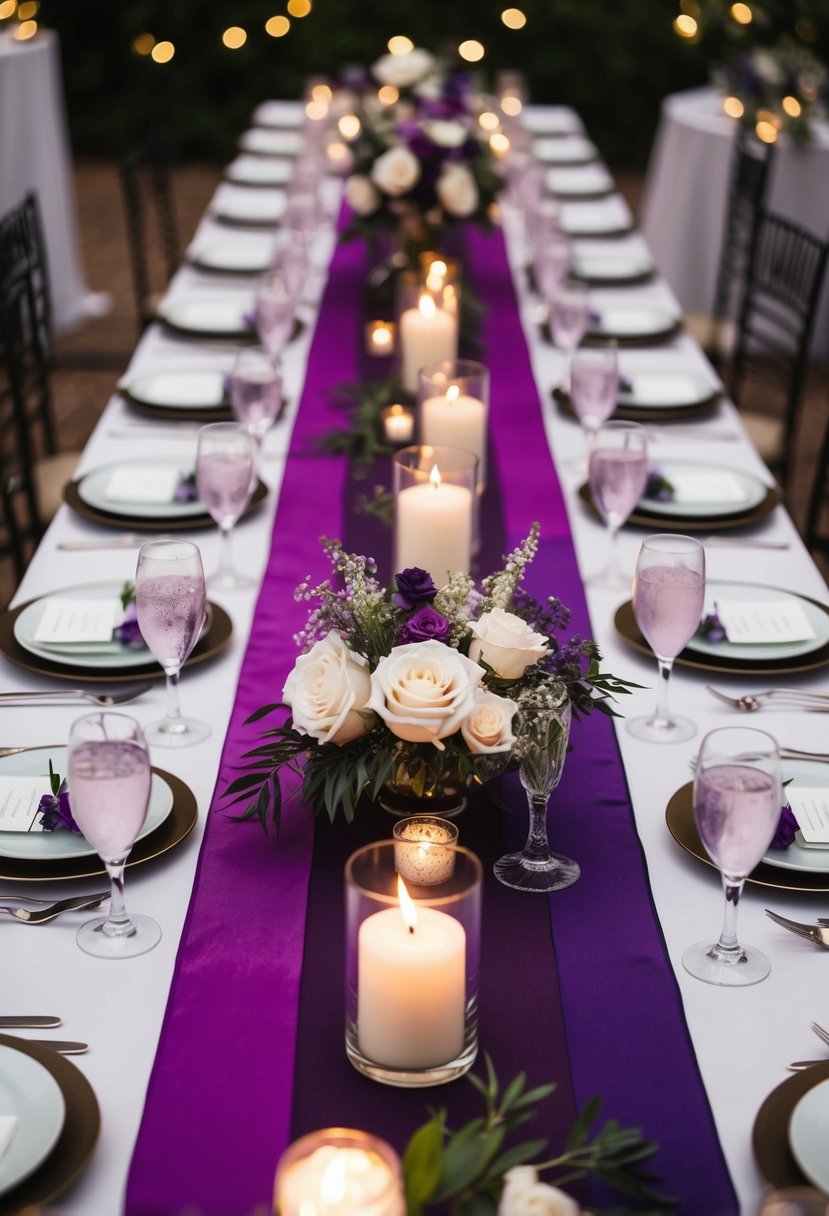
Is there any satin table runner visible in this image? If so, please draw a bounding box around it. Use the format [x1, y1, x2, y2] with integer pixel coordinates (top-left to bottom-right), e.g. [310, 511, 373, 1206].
[126, 222, 736, 1215]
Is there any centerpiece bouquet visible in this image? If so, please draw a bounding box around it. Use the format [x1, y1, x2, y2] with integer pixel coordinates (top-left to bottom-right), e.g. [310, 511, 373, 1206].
[227, 525, 635, 831]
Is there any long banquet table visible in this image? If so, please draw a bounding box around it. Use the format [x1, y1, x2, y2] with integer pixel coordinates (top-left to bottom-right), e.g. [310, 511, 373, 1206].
[4, 99, 829, 1216]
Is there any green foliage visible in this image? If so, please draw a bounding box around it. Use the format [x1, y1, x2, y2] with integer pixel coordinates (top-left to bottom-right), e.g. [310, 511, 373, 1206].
[314, 378, 396, 477]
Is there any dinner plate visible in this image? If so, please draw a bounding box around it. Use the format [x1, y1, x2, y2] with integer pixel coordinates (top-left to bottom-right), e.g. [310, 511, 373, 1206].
[585, 306, 682, 345]
[0, 768, 197, 882]
[252, 100, 304, 129]
[615, 583, 829, 676]
[0, 746, 173, 860]
[187, 235, 276, 275]
[571, 248, 655, 287]
[77, 456, 210, 521]
[224, 155, 294, 187]
[0, 1044, 65, 1197]
[119, 369, 233, 422]
[211, 187, 287, 228]
[577, 478, 780, 532]
[618, 369, 723, 414]
[637, 461, 771, 518]
[0, 1036, 99, 1216]
[14, 580, 158, 670]
[755, 1062, 829, 1190]
[558, 201, 633, 240]
[155, 292, 255, 341]
[789, 1078, 829, 1192]
[64, 470, 268, 532]
[545, 165, 614, 199]
[532, 136, 597, 165]
[239, 127, 302, 157]
[522, 107, 583, 137]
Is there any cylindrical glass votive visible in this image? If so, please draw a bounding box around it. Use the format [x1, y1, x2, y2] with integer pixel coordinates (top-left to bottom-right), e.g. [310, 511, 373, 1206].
[419, 359, 490, 490]
[418, 252, 461, 315]
[274, 1126, 405, 1216]
[393, 444, 477, 585]
[345, 841, 482, 1087]
[381, 404, 415, 446]
[397, 275, 459, 396]
[393, 815, 460, 885]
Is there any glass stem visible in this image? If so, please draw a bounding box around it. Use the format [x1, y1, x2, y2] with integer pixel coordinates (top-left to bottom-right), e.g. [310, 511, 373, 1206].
[523, 793, 553, 863]
[164, 668, 184, 728]
[652, 656, 674, 727]
[103, 860, 134, 938]
[583, 425, 597, 472]
[606, 521, 621, 581]
[217, 525, 234, 580]
[712, 874, 745, 962]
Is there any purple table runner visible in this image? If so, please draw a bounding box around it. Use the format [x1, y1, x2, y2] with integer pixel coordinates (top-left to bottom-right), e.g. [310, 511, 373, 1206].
[126, 219, 737, 1216]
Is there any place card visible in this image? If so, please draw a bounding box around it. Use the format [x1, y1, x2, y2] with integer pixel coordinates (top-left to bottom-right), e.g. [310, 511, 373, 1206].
[33, 598, 122, 647]
[0, 1115, 18, 1159]
[788, 788, 829, 846]
[0, 776, 49, 833]
[670, 471, 746, 503]
[104, 466, 179, 504]
[716, 599, 817, 645]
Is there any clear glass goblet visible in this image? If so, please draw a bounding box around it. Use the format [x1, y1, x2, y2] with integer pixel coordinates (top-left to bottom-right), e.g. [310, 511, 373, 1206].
[627, 533, 706, 743]
[683, 726, 781, 986]
[68, 711, 161, 958]
[254, 271, 296, 359]
[586, 419, 647, 589]
[135, 539, 211, 747]
[568, 341, 619, 475]
[534, 234, 573, 309]
[229, 345, 283, 459]
[270, 238, 309, 304]
[195, 421, 256, 592]
[549, 279, 590, 393]
[493, 686, 579, 893]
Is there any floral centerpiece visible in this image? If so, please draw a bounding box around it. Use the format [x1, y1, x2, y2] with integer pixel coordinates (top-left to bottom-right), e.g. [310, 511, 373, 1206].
[718, 40, 828, 142]
[227, 524, 635, 831]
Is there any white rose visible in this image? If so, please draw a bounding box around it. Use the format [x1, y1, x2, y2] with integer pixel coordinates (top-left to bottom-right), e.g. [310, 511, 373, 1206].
[366, 640, 484, 748]
[283, 631, 372, 745]
[344, 174, 380, 216]
[370, 145, 421, 197]
[468, 608, 548, 679]
[461, 690, 518, 754]
[372, 48, 435, 89]
[436, 162, 479, 218]
[499, 1167, 538, 1212]
[499, 1169, 579, 1216]
[423, 119, 469, 148]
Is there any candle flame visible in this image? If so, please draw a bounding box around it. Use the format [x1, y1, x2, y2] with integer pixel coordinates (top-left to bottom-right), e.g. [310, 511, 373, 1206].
[373, 326, 392, 347]
[397, 874, 418, 932]
[299, 1202, 317, 1216]
[446, 384, 460, 402]
[419, 293, 436, 320]
[389, 404, 403, 417]
[431, 259, 447, 278]
[320, 1155, 347, 1203]
[429, 464, 442, 490]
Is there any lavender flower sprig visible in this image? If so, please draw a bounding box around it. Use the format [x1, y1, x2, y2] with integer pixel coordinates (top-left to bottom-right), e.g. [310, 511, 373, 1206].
[37, 761, 81, 834]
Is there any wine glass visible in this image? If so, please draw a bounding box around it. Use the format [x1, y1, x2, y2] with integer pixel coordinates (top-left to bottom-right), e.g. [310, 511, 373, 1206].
[271, 238, 309, 304]
[229, 346, 283, 459]
[569, 342, 619, 474]
[682, 726, 781, 986]
[549, 279, 590, 393]
[254, 271, 296, 359]
[135, 540, 211, 747]
[68, 711, 161, 958]
[195, 422, 256, 591]
[493, 686, 579, 892]
[534, 234, 572, 311]
[586, 420, 647, 589]
[627, 533, 706, 743]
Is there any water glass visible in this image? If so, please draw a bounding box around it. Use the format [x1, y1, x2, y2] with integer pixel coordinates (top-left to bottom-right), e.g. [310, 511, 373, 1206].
[270, 238, 309, 303]
[68, 711, 161, 959]
[534, 235, 573, 307]
[195, 422, 256, 592]
[683, 726, 781, 986]
[569, 342, 619, 473]
[135, 540, 211, 747]
[549, 279, 590, 392]
[627, 534, 706, 743]
[229, 346, 283, 456]
[254, 271, 296, 358]
[586, 419, 647, 589]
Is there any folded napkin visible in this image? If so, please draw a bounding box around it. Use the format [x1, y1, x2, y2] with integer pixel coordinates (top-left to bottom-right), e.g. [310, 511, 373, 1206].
[0, 1115, 18, 1162]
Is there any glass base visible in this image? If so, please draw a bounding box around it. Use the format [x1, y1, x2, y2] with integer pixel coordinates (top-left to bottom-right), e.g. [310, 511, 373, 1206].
[493, 850, 580, 892]
[626, 712, 696, 743]
[682, 940, 771, 986]
[143, 715, 211, 748]
[345, 1036, 476, 1088]
[76, 912, 162, 959]
[207, 569, 258, 592]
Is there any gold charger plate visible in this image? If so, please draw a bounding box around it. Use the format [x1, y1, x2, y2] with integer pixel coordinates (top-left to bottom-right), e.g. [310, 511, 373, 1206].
[578, 481, 781, 532]
[541, 318, 683, 349]
[553, 385, 721, 424]
[753, 1061, 829, 1190]
[63, 475, 267, 531]
[614, 597, 829, 677]
[0, 767, 197, 882]
[120, 389, 234, 424]
[0, 1035, 100, 1215]
[665, 782, 829, 893]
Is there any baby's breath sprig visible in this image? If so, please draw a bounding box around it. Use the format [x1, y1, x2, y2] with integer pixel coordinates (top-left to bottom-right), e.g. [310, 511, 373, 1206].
[479, 522, 540, 612]
[433, 572, 476, 647]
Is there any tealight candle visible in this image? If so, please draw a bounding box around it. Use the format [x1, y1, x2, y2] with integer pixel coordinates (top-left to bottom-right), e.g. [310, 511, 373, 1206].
[365, 320, 396, 358]
[393, 816, 459, 886]
[381, 404, 414, 445]
[399, 293, 457, 394]
[274, 1128, 405, 1216]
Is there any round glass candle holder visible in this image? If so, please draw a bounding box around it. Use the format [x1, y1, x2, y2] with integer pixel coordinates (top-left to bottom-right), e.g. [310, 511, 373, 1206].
[381, 404, 415, 446]
[345, 840, 482, 1088]
[392, 815, 460, 886]
[418, 359, 490, 491]
[418, 252, 461, 315]
[273, 1126, 405, 1216]
[392, 444, 477, 585]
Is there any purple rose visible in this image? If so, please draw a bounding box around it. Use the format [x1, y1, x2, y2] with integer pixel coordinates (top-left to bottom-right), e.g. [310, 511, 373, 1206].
[770, 804, 798, 851]
[38, 780, 81, 834]
[175, 472, 199, 503]
[113, 602, 145, 650]
[399, 606, 451, 645]
[644, 468, 674, 503]
[393, 567, 438, 610]
[699, 607, 726, 644]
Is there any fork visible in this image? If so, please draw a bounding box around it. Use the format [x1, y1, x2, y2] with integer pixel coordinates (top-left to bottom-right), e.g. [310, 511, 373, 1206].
[0, 893, 107, 924]
[812, 1021, 829, 1048]
[764, 909, 829, 948]
[705, 685, 829, 713]
[0, 682, 154, 707]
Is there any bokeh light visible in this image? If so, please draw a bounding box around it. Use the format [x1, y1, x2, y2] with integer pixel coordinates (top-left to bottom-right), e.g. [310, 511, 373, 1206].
[16, 0, 36, 18]
[387, 35, 413, 55]
[287, 0, 311, 17]
[501, 8, 527, 29]
[377, 85, 399, 105]
[722, 95, 744, 118]
[501, 95, 522, 116]
[222, 26, 247, 49]
[782, 95, 802, 118]
[151, 40, 175, 63]
[265, 15, 290, 36]
[0, 0, 18, 17]
[132, 32, 155, 55]
[12, 16, 35, 37]
[458, 39, 485, 62]
[730, 3, 752, 24]
[479, 111, 500, 131]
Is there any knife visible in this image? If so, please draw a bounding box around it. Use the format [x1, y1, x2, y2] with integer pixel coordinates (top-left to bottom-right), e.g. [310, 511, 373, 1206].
[28, 1040, 89, 1055]
[0, 1016, 62, 1028]
[788, 1060, 828, 1070]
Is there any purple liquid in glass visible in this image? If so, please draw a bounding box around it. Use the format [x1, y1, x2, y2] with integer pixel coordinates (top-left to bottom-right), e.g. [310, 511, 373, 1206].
[633, 564, 705, 658]
[695, 763, 779, 874]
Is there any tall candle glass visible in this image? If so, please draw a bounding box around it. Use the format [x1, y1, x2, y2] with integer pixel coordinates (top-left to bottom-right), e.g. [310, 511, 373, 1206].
[345, 841, 482, 1087]
[586, 420, 648, 589]
[196, 422, 257, 592]
[418, 360, 489, 490]
[393, 445, 477, 586]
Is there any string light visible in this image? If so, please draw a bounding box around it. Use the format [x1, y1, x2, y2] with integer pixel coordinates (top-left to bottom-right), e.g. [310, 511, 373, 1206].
[16, 0, 36, 17]
[478, 111, 500, 131]
[501, 95, 522, 116]
[12, 16, 35, 37]
[151, 40, 175, 63]
[287, 0, 312, 15]
[458, 39, 485, 62]
[222, 26, 247, 49]
[0, 0, 17, 17]
[132, 32, 155, 55]
[730, 3, 752, 24]
[722, 95, 744, 118]
[377, 85, 398, 105]
[782, 95, 802, 118]
[673, 14, 698, 38]
[387, 35, 413, 55]
[265, 15, 290, 36]
[501, 8, 526, 28]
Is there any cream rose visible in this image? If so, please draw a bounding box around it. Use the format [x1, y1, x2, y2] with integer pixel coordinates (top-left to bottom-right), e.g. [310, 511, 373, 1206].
[372, 48, 435, 89]
[344, 174, 380, 216]
[370, 145, 421, 197]
[461, 690, 517, 754]
[423, 119, 468, 148]
[468, 608, 548, 679]
[436, 162, 479, 218]
[283, 631, 372, 745]
[499, 1167, 579, 1216]
[366, 640, 484, 748]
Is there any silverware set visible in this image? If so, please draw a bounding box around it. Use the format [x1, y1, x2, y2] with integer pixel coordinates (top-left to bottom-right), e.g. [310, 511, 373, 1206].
[787, 1023, 829, 1071]
[0, 891, 108, 924]
[706, 686, 829, 713]
[0, 681, 153, 707]
[0, 1015, 87, 1054]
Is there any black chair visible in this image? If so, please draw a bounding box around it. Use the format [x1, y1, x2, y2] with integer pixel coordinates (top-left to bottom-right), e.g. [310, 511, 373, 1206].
[729, 207, 829, 491]
[118, 137, 180, 334]
[804, 402, 829, 561]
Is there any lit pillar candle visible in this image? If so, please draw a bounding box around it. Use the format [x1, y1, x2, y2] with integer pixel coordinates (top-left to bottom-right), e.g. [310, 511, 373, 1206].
[399, 294, 457, 394]
[358, 876, 466, 1070]
[395, 464, 473, 584]
[420, 384, 488, 487]
[274, 1129, 405, 1216]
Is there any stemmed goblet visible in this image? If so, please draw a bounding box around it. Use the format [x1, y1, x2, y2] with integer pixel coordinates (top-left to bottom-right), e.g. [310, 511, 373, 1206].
[254, 271, 296, 360]
[229, 346, 283, 460]
[568, 341, 619, 475]
[627, 533, 706, 743]
[195, 422, 256, 591]
[68, 711, 161, 958]
[683, 726, 782, 986]
[493, 686, 579, 892]
[135, 539, 211, 747]
[586, 419, 647, 588]
[549, 279, 590, 394]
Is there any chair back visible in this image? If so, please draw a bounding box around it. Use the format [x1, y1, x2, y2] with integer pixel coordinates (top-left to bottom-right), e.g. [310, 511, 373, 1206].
[805, 404, 829, 559]
[118, 137, 180, 333]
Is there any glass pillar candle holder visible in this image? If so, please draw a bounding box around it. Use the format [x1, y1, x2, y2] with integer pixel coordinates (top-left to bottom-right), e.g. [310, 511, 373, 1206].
[418, 360, 490, 491]
[365, 320, 396, 359]
[345, 841, 482, 1087]
[397, 275, 459, 396]
[393, 444, 477, 585]
[418, 252, 461, 316]
[381, 404, 415, 446]
[392, 815, 460, 886]
[274, 1127, 405, 1216]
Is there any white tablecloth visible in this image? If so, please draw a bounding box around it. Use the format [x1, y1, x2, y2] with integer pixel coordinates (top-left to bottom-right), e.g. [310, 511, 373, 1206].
[641, 86, 829, 356]
[3, 101, 829, 1215]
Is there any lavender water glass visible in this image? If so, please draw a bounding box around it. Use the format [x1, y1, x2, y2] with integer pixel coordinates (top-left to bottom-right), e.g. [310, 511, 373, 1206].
[549, 279, 590, 393]
[586, 420, 647, 589]
[195, 422, 257, 592]
[229, 345, 283, 458]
